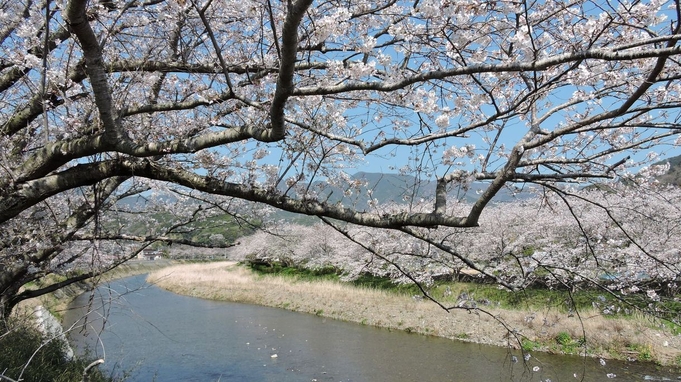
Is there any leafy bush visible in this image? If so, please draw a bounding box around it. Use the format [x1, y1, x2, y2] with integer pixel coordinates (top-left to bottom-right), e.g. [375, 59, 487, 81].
[555, 331, 573, 346]
[521, 338, 542, 352]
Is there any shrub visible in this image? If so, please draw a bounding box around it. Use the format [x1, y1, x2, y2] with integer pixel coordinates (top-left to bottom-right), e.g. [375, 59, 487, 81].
[521, 338, 542, 352]
[555, 331, 573, 346]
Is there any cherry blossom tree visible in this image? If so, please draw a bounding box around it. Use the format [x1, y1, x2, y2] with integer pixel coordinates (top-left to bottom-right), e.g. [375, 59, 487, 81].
[2, 0, 681, 320]
[234, 179, 681, 317]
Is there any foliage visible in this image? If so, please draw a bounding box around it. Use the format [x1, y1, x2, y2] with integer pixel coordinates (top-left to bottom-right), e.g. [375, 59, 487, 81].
[0, 322, 113, 382]
[551, 332, 585, 354]
[248, 262, 340, 281]
[521, 339, 542, 352]
[626, 343, 654, 362]
[555, 331, 573, 346]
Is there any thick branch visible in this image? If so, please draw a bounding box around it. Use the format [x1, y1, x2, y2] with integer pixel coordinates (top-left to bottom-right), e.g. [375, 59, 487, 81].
[13, 119, 285, 187]
[13, 134, 111, 183]
[106, 60, 326, 75]
[64, 0, 126, 145]
[73, 234, 237, 248]
[467, 146, 526, 226]
[131, 160, 472, 228]
[2, 158, 474, 228]
[268, 0, 314, 140]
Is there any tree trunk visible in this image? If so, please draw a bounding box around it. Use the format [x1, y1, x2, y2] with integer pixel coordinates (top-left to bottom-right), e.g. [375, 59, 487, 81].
[0, 287, 19, 325]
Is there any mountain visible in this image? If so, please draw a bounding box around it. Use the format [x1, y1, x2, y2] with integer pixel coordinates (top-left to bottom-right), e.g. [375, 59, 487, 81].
[305, 171, 532, 210]
[655, 154, 681, 185]
[114, 154, 681, 228]
[118, 171, 537, 225]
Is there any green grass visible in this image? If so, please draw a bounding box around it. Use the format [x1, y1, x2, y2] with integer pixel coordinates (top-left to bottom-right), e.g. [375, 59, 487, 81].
[0, 322, 117, 382]
[249, 263, 341, 282]
[521, 338, 542, 352]
[627, 343, 654, 361]
[246, 262, 681, 322]
[551, 331, 585, 354]
[555, 331, 572, 345]
[349, 273, 421, 295]
[430, 282, 585, 312]
[433, 281, 681, 322]
[248, 263, 422, 295]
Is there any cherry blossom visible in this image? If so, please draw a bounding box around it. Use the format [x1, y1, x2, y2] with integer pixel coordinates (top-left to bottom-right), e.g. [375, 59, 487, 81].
[2, 0, 681, 321]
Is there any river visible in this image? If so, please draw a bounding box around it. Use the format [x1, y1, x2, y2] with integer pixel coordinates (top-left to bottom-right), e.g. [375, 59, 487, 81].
[63, 275, 679, 381]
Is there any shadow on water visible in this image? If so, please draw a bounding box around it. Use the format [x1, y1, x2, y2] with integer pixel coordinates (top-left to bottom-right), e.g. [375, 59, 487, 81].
[63, 275, 680, 382]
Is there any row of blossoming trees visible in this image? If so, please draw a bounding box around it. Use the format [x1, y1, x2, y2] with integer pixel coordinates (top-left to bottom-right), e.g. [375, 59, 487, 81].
[231, 179, 681, 302]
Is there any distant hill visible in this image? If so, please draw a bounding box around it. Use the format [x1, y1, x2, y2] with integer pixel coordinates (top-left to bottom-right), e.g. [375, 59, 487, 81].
[271, 172, 532, 224]
[120, 171, 537, 225]
[655, 154, 681, 185]
[116, 154, 681, 229]
[307, 171, 532, 209]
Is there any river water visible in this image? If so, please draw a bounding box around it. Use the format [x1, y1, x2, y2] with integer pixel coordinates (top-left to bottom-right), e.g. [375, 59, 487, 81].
[63, 275, 679, 381]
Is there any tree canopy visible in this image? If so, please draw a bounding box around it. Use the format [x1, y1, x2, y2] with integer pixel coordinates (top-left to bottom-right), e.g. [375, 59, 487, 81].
[2, 0, 681, 318]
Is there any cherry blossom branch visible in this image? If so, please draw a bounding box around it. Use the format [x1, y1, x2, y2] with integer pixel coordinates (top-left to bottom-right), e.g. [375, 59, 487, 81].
[1, 158, 472, 228]
[1, 26, 76, 139]
[0, 26, 72, 94]
[0, 176, 127, 312]
[71, 234, 237, 248]
[523, 25, 681, 153]
[294, 45, 681, 96]
[192, 0, 235, 95]
[288, 100, 523, 155]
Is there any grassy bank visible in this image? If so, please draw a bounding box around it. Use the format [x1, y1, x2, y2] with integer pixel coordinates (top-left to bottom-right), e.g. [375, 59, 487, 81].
[0, 320, 115, 382]
[3, 260, 176, 382]
[147, 261, 681, 366]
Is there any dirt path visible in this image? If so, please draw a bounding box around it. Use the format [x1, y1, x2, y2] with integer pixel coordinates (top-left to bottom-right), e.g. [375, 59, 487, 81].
[147, 261, 681, 366]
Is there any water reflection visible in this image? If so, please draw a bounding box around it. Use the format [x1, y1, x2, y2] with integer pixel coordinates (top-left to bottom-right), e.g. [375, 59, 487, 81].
[63, 275, 679, 381]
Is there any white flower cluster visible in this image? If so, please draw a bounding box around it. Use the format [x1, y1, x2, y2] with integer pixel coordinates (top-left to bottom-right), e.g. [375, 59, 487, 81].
[443, 144, 476, 165]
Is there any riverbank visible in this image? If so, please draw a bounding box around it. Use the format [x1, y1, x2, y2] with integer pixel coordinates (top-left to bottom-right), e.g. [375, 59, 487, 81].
[16, 259, 176, 319]
[1, 260, 177, 382]
[147, 261, 681, 366]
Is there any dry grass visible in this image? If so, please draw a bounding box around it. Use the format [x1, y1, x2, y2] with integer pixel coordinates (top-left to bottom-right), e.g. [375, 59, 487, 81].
[147, 261, 681, 365]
